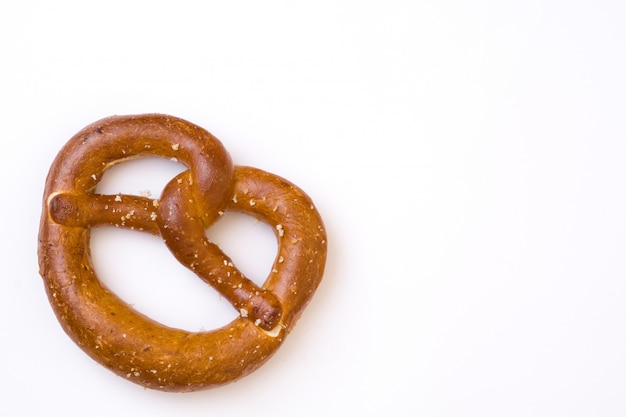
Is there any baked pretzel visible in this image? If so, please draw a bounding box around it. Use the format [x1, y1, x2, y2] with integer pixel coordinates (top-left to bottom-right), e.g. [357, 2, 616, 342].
[38, 114, 327, 392]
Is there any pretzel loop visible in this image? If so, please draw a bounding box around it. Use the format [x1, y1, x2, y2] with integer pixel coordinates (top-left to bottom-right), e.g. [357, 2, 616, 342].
[38, 114, 327, 391]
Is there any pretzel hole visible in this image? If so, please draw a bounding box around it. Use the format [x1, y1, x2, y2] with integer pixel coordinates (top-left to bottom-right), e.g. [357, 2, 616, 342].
[205, 211, 278, 288]
[95, 156, 186, 198]
[90, 228, 238, 332]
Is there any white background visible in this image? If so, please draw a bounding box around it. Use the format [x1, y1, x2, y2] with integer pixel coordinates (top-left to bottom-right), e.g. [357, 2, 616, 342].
[2, 1, 626, 416]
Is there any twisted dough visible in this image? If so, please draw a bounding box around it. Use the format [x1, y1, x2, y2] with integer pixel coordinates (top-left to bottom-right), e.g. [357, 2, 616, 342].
[38, 114, 327, 391]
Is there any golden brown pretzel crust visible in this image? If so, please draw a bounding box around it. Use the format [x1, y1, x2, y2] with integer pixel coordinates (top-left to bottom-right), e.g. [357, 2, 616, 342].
[38, 114, 327, 391]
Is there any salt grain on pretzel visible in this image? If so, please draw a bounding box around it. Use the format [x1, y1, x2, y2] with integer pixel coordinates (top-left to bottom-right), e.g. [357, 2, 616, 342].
[38, 114, 327, 392]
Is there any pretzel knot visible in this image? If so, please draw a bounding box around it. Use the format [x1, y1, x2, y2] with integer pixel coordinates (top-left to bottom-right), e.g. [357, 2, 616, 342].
[38, 114, 327, 392]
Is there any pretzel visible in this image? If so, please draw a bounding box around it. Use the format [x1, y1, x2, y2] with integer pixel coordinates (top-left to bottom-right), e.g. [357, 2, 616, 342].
[38, 114, 327, 392]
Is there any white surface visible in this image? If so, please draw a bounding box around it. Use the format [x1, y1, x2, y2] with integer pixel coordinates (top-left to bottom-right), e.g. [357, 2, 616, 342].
[2, 1, 626, 416]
